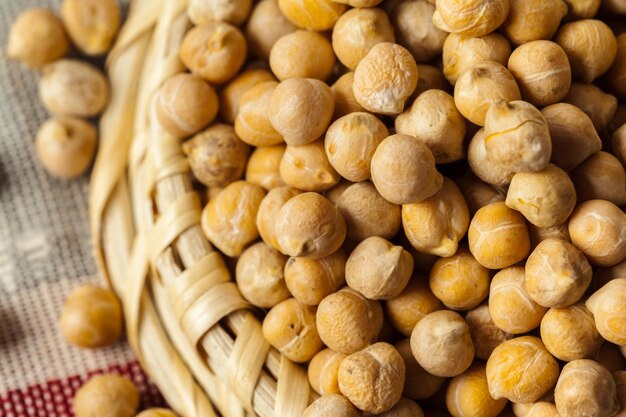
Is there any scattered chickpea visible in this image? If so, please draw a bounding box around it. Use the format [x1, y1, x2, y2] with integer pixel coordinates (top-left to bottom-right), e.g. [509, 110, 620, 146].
[285, 250, 347, 306]
[465, 304, 513, 360]
[74, 374, 139, 417]
[385, 277, 443, 337]
[39, 60, 108, 117]
[269, 30, 335, 81]
[570, 151, 626, 206]
[486, 336, 560, 403]
[135, 409, 178, 417]
[35, 117, 96, 180]
[353, 42, 418, 115]
[201, 181, 266, 257]
[316, 287, 383, 354]
[442, 33, 511, 85]
[303, 394, 360, 417]
[182, 124, 250, 188]
[413, 64, 450, 97]
[395, 339, 445, 400]
[245, 145, 285, 190]
[234, 81, 283, 147]
[456, 174, 506, 215]
[256, 186, 301, 252]
[278, 0, 347, 31]
[280, 140, 340, 192]
[331, 72, 366, 119]
[390, 0, 447, 63]
[410, 310, 474, 377]
[180, 22, 247, 84]
[446, 363, 508, 417]
[339, 342, 405, 414]
[307, 349, 347, 395]
[467, 129, 515, 186]
[554, 360, 620, 417]
[187, 0, 251, 26]
[7, 8, 68, 69]
[61, 0, 120, 56]
[612, 124, 626, 168]
[563, 82, 618, 131]
[605, 34, 626, 100]
[502, 0, 567, 46]
[219, 67, 276, 124]
[432, 0, 510, 38]
[586, 278, 626, 346]
[372, 397, 425, 417]
[528, 223, 571, 249]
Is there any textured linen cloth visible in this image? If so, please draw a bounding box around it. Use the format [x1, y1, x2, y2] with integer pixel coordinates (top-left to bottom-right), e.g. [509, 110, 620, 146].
[0, 1, 165, 415]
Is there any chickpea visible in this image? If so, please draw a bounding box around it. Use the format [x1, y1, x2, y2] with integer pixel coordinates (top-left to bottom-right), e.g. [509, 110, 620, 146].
[586, 278, 626, 345]
[280, 140, 340, 192]
[275, 192, 346, 259]
[465, 304, 513, 360]
[413, 65, 450, 97]
[468, 202, 531, 270]
[563, 82, 618, 131]
[568, 200, 626, 267]
[61, 0, 120, 56]
[614, 372, 626, 416]
[219, 67, 276, 124]
[454, 61, 521, 126]
[269, 78, 334, 146]
[182, 124, 250, 188]
[456, 174, 507, 215]
[234, 81, 283, 147]
[303, 394, 360, 417]
[443, 33, 511, 85]
[262, 298, 323, 362]
[554, 360, 620, 417]
[39, 60, 108, 117]
[331, 72, 366, 119]
[571, 151, 626, 206]
[513, 402, 560, 417]
[390, 0, 447, 63]
[332, 8, 395, 71]
[35, 117, 96, 180]
[201, 181, 266, 257]
[245, 145, 285, 190]
[325, 179, 353, 205]
[336, 182, 401, 242]
[180, 22, 247, 84]
[446, 364, 508, 417]
[564, 0, 602, 18]
[278, 0, 347, 31]
[339, 342, 405, 414]
[156, 73, 218, 139]
[7, 8, 68, 69]
[74, 374, 139, 417]
[395, 339, 445, 400]
[502, 0, 567, 46]
[489, 266, 547, 334]
[604, 0, 626, 13]
[486, 336, 560, 403]
[285, 251, 347, 306]
[136, 409, 178, 417]
[607, 105, 626, 139]
[384, 278, 442, 337]
[269, 30, 335, 81]
[541, 103, 602, 171]
[411, 310, 474, 377]
[256, 186, 302, 252]
[468, 129, 515, 186]
[325, 113, 389, 183]
[188, 0, 251, 25]
[317, 287, 383, 354]
[308, 349, 347, 395]
[593, 259, 626, 291]
[605, 34, 626, 100]
[235, 242, 289, 308]
[432, 0, 509, 37]
[353, 43, 419, 115]
[245, 0, 296, 60]
[555, 19, 617, 83]
[613, 124, 626, 168]
[371, 134, 443, 205]
[373, 398, 425, 417]
[528, 223, 571, 249]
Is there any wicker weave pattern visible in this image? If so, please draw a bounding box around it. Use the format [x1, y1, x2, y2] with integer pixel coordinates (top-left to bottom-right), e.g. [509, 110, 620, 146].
[89, 1, 311, 416]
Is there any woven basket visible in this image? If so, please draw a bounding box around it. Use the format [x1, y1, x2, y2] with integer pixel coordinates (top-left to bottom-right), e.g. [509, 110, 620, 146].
[89, 1, 312, 416]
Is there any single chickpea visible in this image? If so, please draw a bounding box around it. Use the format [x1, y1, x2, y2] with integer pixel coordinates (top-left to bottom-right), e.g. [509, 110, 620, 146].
[554, 360, 620, 417]
[413, 65, 450, 97]
[353, 42, 418, 115]
[325, 179, 353, 205]
[303, 394, 360, 417]
[182, 124, 250, 188]
[454, 61, 521, 126]
[39, 60, 108, 117]
[395, 90, 467, 164]
[604, 0, 626, 13]
[390, 0, 447, 63]
[446, 364, 508, 417]
[563, 0, 601, 18]
[61, 0, 120, 56]
[280, 140, 340, 192]
[613, 124, 626, 168]
[269, 78, 335, 146]
[285, 250, 347, 306]
[410, 310, 474, 377]
[235, 242, 290, 308]
[465, 304, 513, 360]
[433, 0, 509, 37]
[586, 278, 626, 345]
[571, 151, 626, 206]
[156, 73, 219, 139]
[275, 192, 346, 259]
[468, 202, 531, 270]
[331, 72, 366, 119]
[540, 103, 602, 172]
[443, 33, 511, 85]
[234, 81, 284, 147]
[540, 303, 603, 362]
[371, 134, 443, 205]
[325, 113, 389, 183]
[317, 287, 383, 354]
[385, 277, 442, 337]
[605, 34, 626, 100]
[555, 19, 617, 83]
[395, 339, 445, 400]
[568, 200, 626, 267]
[59, 285, 121, 348]
[188, 0, 251, 25]
[180, 22, 247, 84]
[35, 117, 96, 180]
[278, 0, 346, 31]
[468, 129, 515, 186]
[563, 82, 618, 131]
[74, 374, 139, 417]
[7, 8, 69, 69]
[262, 298, 323, 362]
[256, 186, 301, 252]
[489, 266, 547, 334]
[373, 398, 425, 417]
[245, 145, 285, 190]
[219, 67, 276, 124]
[455, 174, 507, 215]
[308, 349, 347, 395]
[486, 336, 560, 403]
[514, 402, 560, 417]
[332, 8, 395, 71]
[502, 0, 567, 46]
[201, 181, 266, 257]
[136, 409, 178, 417]
[245, 0, 296, 60]
[528, 223, 571, 249]
[269, 30, 335, 81]
[339, 342, 405, 414]
[346, 237, 413, 300]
